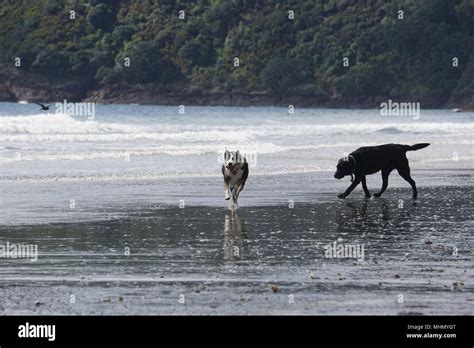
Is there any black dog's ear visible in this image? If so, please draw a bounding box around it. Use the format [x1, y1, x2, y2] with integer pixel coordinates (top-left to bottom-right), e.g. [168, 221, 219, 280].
[350, 174, 354, 182]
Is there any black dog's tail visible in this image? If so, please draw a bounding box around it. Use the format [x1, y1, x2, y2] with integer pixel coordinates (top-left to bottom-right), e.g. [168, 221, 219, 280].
[405, 143, 430, 151]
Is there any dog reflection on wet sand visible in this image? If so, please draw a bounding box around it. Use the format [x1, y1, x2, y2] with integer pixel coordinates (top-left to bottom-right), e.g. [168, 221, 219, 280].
[336, 198, 416, 232]
[223, 211, 248, 261]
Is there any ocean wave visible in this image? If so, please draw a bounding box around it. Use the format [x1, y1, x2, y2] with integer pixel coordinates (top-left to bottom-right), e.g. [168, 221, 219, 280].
[377, 126, 404, 134]
[0, 114, 472, 141]
[0, 140, 472, 163]
[0, 114, 258, 142]
[268, 123, 474, 136]
[0, 130, 256, 143]
[0, 143, 285, 162]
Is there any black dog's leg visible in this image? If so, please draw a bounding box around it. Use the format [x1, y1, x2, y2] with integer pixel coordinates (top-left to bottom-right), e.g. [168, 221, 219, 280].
[338, 177, 362, 199]
[361, 176, 370, 198]
[374, 169, 391, 197]
[397, 166, 417, 199]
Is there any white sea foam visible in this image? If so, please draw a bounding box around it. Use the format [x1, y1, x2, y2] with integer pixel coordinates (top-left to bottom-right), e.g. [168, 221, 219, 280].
[0, 114, 472, 139]
[0, 109, 472, 182]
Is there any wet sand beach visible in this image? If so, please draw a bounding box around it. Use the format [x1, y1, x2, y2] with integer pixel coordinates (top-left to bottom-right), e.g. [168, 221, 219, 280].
[0, 183, 471, 315]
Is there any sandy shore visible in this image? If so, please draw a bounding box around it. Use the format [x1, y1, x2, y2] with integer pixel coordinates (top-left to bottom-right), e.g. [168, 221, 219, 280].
[0, 185, 471, 315]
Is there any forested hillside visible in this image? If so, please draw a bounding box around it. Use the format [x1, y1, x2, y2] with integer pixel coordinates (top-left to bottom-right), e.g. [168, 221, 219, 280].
[0, 0, 472, 107]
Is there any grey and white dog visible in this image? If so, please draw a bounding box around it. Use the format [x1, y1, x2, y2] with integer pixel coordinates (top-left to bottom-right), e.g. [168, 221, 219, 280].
[222, 149, 249, 206]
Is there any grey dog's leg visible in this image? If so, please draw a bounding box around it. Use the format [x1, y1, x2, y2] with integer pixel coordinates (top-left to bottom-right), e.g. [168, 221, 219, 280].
[224, 177, 231, 200]
[232, 186, 239, 205]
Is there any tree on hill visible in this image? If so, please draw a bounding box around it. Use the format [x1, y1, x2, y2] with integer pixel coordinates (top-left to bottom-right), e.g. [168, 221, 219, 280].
[261, 58, 311, 99]
[116, 41, 181, 84]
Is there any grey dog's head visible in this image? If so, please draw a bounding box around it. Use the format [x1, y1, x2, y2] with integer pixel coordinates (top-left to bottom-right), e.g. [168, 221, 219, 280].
[334, 156, 355, 181]
[224, 149, 244, 169]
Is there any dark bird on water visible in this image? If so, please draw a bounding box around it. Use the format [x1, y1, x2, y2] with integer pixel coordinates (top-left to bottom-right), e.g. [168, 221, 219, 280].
[35, 102, 51, 111]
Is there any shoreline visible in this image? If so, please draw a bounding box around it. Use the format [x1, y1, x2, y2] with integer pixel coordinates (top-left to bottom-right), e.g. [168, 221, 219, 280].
[1, 68, 472, 110]
[1, 98, 473, 112]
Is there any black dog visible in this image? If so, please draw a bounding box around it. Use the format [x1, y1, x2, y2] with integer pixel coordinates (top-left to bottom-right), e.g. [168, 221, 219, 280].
[334, 143, 430, 199]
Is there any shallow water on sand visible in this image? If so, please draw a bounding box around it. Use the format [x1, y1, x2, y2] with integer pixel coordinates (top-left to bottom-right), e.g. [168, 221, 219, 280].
[0, 185, 471, 315]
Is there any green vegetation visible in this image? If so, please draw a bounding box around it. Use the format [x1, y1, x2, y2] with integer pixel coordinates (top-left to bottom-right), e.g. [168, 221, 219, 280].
[0, 0, 472, 106]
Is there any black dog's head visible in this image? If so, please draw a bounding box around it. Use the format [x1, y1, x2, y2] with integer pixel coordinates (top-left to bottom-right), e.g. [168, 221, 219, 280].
[334, 156, 354, 180]
[224, 149, 244, 170]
